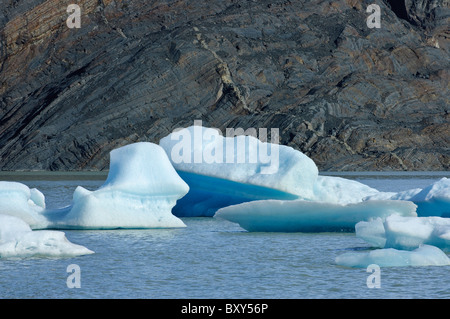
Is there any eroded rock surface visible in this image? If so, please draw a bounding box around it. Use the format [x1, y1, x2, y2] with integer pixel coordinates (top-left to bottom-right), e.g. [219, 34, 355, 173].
[0, 0, 448, 171]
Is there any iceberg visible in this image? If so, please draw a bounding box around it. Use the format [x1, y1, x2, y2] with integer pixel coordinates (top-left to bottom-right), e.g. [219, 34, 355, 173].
[214, 199, 417, 232]
[312, 175, 380, 204]
[356, 215, 450, 251]
[335, 245, 450, 268]
[0, 214, 93, 258]
[364, 178, 450, 217]
[0, 181, 48, 229]
[43, 142, 188, 229]
[159, 123, 402, 217]
[160, 124, 319, 216]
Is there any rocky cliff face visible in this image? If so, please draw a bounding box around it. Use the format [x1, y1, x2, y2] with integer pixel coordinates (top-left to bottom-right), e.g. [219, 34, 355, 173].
[0, 0, 449, 171]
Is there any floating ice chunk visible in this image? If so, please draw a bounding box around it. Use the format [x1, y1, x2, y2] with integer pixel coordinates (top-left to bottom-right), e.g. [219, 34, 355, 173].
[0, 214, 93, 258]
[214, 199, 417, 232]
[44, 142, 188, 229]
[313, 176, 380, 204]
[356, 215, 450, 251]
[160, 125, 319, 199]
[335, 245, 450, 268]
[364, 178, 450, 217]
[0, 182, 48, 229]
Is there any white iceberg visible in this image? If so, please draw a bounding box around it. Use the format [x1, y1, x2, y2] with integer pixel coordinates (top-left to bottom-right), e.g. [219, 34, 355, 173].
[43, 142, 188, 229]
[364, 178, 450, 217]
[312, 175, 380, 204]
[159, 124, 319, 216]
[356, 215, 450, 251]
[0, 214, 93, 258]
[214, 199, 417, 232]
[335, 245, 450, 268]
[0, 181, 48, 229]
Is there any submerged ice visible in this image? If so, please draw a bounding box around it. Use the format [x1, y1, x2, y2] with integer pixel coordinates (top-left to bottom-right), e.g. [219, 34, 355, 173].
[335, 244, 450, 268]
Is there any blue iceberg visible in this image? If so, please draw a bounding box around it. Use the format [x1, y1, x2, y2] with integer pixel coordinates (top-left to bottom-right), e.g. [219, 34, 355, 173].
[410, 178, 450, 217]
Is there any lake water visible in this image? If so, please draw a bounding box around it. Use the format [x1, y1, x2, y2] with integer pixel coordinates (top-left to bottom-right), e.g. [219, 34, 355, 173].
[0, 171, 449, 299]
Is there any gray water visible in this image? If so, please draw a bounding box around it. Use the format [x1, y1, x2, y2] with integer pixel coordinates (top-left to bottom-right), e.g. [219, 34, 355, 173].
[0, 172, 449, 299]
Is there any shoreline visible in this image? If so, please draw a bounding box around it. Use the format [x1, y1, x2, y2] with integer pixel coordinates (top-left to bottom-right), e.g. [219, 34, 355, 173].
[0, 170, 448, 182]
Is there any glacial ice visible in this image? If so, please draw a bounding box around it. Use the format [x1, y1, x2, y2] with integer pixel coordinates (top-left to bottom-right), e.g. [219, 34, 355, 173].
[364, 178, 450, 217]
[160, 125, 385, 216]
[43, 142, 188, 229]
[160, 125, 319, 197]
[0, 214, 93, 258]
[312, 175, 379, 204]
[0, 182, 48, 229]
[214, 199, 417, 232]
[159, 125, 319, 216]
[335, 245, 450, 268]
[356, 215, 450, 251]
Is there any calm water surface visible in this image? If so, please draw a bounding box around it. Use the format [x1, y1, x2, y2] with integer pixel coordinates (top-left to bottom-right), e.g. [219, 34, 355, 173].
[0, 172, 449, 299]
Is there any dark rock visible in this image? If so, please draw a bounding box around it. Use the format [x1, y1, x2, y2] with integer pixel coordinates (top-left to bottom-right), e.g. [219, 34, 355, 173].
[0, 0, 449, 171]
